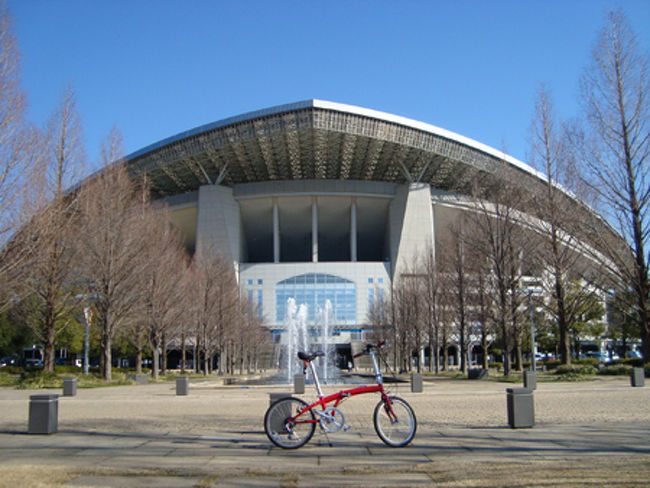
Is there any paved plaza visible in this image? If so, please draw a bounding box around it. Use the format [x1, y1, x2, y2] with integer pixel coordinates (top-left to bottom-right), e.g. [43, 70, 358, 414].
[0, 375, 649, 487]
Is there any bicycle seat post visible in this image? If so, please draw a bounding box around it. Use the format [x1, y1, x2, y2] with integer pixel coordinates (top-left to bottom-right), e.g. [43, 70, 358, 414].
[370, 350, 383, 385]
[309, 359, 325, 398]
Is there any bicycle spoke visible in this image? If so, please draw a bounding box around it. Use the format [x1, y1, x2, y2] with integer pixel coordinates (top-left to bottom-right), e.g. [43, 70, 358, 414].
[373, 396, 417, 447]
[264, 397, 315, 449]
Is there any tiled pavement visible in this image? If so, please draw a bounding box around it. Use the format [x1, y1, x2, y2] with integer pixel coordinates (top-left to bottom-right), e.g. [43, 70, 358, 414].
[1, 378, 649, 487]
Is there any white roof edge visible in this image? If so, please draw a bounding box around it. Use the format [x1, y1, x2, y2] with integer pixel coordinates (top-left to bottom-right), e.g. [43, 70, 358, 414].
[310, 100, 548, 184]
[125, 98, 551, 187]
[125, 100, 317, 160]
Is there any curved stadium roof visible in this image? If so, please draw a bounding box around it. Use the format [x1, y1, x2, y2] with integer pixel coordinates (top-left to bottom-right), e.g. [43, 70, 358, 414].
[125, 100, 549, 200]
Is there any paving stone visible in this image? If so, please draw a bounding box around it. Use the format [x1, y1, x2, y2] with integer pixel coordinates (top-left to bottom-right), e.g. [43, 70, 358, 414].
[64, 475, 201, 487]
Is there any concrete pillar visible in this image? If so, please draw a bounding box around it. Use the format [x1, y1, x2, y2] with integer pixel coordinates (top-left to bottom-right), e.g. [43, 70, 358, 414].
[312, 197, 318, 262]
[389, 183, 435, 278]
[350, 198, 357, 262]
[273, 199, 280, 263]
[411, 373, 423, 393]
[294, 374, 305, 394]
[62, 377, 76, 397]
[631, 368, 645, 387]
[269, 392, 291, 407]
[196, 184, 241, 268]
[176, 376, 189, 395]
[506, 388, 535, 428]
[523, 370, 537, 390]
[28, 394, 59, 434]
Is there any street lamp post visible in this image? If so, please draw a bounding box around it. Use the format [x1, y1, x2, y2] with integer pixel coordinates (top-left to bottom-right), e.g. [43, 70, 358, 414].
[529, 293, 536, 372]
[83, 307, 92, 376]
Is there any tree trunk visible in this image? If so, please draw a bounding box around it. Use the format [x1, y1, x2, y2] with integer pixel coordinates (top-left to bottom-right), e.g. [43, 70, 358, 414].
[102, 332, 112, 382]
[180, 331, 186, 374]
[161, 332, 167, 375]
[481, 331, 489, 370]
[135, 327, 143, 373]
[151, 342, 160, 380]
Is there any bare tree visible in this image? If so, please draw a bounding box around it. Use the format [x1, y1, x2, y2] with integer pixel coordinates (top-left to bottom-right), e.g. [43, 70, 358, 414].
[233, 298, 269, 374]
[77, 131, 149, 381]
[421, 246, 442, 373]
[467, 164, 533, 375]
[472, 254, 494, 370]
[13, 87, 85, 371]
[442, 222, 472, 373]
[579, 10, 649, 363]
[191, 250, 238, 376]
[0, 5, 39, 291]
[140, 209, 189, 379]
[529, 86, 587, 365]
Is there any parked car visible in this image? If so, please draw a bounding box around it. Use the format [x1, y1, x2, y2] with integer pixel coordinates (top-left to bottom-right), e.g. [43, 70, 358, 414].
[0, 356, 19, 367]
[586, 351, 619, 363]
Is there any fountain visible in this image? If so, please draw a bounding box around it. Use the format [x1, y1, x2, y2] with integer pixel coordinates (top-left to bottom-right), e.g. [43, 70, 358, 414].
[282, 297, 339, 384]
[283, 298, 309, 382]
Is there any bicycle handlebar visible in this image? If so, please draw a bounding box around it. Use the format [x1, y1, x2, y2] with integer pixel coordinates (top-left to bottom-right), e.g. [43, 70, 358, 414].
[353, 341, 385, 358]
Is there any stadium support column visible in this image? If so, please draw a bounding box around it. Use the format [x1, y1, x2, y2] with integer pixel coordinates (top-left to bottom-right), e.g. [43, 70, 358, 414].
[196, 185, 241, 276]
[312, 197, 318, 262]
[273, 198, 280, 263]
[350, 198, 357, 262]
[389, 183, 435, 279]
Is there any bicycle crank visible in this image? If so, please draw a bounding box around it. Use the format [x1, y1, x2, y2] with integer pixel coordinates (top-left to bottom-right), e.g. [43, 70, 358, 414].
[317, 407, 348, 433]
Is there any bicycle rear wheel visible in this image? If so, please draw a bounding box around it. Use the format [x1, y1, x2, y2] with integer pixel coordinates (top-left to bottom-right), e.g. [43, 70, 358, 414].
[264, 397, 316, 449]
[373, 396, 416, 447]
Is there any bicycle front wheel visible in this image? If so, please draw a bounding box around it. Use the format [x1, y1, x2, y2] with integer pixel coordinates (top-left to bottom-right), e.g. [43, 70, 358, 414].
[373, 396, 417, 447]
[264, 397, 316, 449]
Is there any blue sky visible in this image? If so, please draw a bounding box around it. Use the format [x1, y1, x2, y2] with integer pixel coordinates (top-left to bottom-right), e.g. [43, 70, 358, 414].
[7, 0, 650, 176]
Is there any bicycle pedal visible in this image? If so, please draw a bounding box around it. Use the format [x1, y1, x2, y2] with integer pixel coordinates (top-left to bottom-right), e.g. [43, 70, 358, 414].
[343, 425, 351, 431]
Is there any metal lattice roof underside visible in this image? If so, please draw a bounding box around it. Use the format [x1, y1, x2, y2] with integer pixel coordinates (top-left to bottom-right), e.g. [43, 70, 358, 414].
[125, 101, 544, 201]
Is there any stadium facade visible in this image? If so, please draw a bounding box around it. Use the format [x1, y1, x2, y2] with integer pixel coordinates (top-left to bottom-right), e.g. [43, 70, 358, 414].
[123, 100, 607, 359]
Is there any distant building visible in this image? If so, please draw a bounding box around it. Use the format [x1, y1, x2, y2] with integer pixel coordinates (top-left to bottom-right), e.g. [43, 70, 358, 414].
[122, 100, 612, 360]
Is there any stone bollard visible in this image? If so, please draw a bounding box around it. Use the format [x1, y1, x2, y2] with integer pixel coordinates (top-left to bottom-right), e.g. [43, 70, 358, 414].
[28, 394, 59, 434]
[506, 387, 534, 428]
[469, 368, 488, 380]
[294, 374, 305, 394]
[523, 370, 537, 390]
[176, 376, 189, 395]
[631, 367, 645, 387]
[128, 373, 148, 384]
[411, 373, 423, 393]
[63, 377, 77, 397]
[269, 392, 291, 407]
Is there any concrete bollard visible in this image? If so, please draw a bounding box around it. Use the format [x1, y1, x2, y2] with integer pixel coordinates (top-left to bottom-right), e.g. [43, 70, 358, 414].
[294, 374, 305, 394]
[411, 373, 423, 393]
[631, 368, 645, 387]
[506, 387, 534, 428]
[63, 377, 77, 396]
[176, 376, 189, 395]
[269, 392, 291, 407]
[523, 370, 537, 390]
[128, 373, 148, 384]
[469, 368, 488, 379]
[28, 394, 59, 434]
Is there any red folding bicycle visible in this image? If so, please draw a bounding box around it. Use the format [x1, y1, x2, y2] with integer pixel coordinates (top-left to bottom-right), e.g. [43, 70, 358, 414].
[264, 341, 417, 449]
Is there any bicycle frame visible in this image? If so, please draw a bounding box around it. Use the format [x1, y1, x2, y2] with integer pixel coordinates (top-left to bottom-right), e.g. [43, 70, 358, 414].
[289, 350, 395, 426]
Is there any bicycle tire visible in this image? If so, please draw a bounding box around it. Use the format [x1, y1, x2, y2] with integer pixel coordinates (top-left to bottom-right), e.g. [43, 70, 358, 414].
[373, 395, 417, 447]
[264, 397, 316, 449]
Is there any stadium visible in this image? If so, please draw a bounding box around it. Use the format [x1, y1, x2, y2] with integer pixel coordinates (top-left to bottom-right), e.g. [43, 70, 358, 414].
[123, 99, 610, 365]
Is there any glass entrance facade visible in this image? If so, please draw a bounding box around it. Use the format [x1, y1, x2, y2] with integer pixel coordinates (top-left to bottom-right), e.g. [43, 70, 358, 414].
[275, 273, 356, 324]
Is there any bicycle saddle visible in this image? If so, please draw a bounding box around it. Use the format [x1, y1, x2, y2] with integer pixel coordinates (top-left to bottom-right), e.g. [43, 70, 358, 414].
[297, 351, 325, 362]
